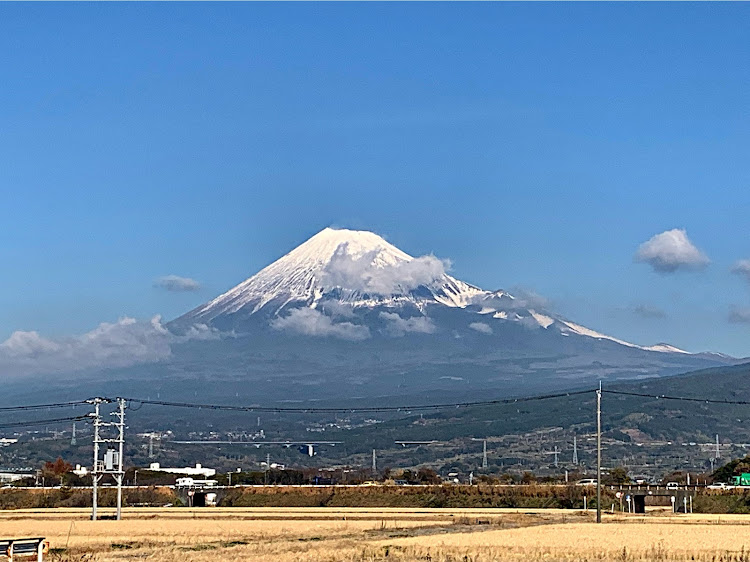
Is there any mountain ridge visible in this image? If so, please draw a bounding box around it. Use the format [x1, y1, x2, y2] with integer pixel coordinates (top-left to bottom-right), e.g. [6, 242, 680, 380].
[173, 227, 696, 356]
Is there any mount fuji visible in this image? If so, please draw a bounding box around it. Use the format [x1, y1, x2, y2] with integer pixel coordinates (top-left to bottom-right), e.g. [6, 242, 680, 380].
[154, 227, 734, 403]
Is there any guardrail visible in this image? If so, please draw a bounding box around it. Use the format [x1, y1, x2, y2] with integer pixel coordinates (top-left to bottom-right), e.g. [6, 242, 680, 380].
[0, 538, 48, 562]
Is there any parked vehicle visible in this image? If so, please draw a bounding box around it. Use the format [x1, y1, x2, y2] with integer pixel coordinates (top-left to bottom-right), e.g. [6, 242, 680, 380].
[576, 479, 597, 486]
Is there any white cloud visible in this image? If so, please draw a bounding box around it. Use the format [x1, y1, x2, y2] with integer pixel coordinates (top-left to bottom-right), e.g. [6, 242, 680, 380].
[154, 275, 202, 292]
[321, 244, 449, 295]
[632, 304, 667, 320]
[728, 307, 750, 324]
[379, 312, 436, 336]
[0, 317, 222, 378]
[634, 229, 709, 273]
[731, 259, 750, 283]
[317, 299, 356, 319]
[270, 308, 370, 340]
[468, 322, 493, 334]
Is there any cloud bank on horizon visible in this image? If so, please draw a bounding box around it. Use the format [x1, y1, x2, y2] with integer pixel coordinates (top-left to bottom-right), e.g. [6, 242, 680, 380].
[635, 229, 710, 273]
[0, 317, 220, 378]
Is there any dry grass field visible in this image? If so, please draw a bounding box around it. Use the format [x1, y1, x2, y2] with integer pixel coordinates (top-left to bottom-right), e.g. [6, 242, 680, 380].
[4, 508, 750, 561]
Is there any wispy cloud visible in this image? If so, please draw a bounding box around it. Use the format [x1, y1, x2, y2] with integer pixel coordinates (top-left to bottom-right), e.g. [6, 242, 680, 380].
[0, 317, 221, 378]
[731, 259, 750, 284]
[154, 275, 202, 292]
[632, 304, 667, 320]
[379, 312, 436, 336]
[271, 308, 370, 340]
[728, 307, 750, 324]
[634, 229, 709, 273]
[468, 322, 493, 334]
[321, 243, 449, 294]
[471, 287, 550, 311]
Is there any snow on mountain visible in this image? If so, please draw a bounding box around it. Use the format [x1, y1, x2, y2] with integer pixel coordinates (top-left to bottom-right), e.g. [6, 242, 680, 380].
[183, 227, 485, 322]
[176, 227, 688, 354]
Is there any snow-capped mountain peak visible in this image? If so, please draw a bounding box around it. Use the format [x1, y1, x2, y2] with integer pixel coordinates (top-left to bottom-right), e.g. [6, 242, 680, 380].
[182, 227, 483, 323]
[175, 227, 690, 356]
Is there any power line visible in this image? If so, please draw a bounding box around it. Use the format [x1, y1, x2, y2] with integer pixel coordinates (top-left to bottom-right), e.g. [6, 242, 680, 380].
[0, 415, 88, 430]
[120, 389, 596, 414]
[605, 390, 750, 405]
[0, 400, 89, 412]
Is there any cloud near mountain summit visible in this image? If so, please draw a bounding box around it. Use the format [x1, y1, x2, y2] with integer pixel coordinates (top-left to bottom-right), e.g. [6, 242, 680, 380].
[320, 244, 449, 294]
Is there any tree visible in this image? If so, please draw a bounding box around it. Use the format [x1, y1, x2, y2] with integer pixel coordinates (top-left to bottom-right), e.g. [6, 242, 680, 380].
[604, 467, 630, 485]
[713, 456, 750, 483]
[41, 457, 73, 486]
[416, 467, 441, 484]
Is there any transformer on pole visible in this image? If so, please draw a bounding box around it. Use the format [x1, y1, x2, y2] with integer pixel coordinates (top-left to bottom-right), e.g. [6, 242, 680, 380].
[88, 397, 126, 521]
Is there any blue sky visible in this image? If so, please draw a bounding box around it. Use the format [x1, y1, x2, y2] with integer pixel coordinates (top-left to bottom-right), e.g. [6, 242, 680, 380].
[1, 3, 749, 356]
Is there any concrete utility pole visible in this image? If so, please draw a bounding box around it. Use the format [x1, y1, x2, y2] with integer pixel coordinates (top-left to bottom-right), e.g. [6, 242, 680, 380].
[715, 434, 721, 459]
[70, 422, 77, 446]
[372, 449, 377, 475]
[87, 398, 107, 521]
[573, 435, 578, 465]
[596, 382, 602, 524]
[88, 397, 126, 521]
[114, 398, 126, 521]
[482, 440, 488, 470]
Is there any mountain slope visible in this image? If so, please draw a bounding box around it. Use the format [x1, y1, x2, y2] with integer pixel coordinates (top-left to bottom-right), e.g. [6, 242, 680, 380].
[173, 227, 692, 355]
[151, 227, 737, 403]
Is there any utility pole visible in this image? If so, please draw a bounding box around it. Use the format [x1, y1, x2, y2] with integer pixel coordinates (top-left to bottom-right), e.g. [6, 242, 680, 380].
[114, 398, 126, 521]
[88, 397, 126, 521]
[148, 434, 154, 459]
[482, 439, 488, 470]
[70, 422, 77, 446]
[553, 446, 560, 468]
[372, 449, 377, 476]
[715, 434, 720, 460]
[596, 382, 602, 524]
[573, 435, 578, 465]
[87, 398, 108, 521]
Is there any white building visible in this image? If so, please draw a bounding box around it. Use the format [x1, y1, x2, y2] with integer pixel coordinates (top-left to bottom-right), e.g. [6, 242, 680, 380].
[148, 463, 216, 478]
[0, 472, 33, 483]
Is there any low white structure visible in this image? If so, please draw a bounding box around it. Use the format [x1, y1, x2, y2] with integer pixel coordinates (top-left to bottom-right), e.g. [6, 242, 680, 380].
[72, 464, 89, 477]
[0, 472, 33, 483]
[148, 462, 216, 478]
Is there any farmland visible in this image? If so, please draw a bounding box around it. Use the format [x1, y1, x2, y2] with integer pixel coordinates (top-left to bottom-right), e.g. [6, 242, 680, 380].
[5, 508, 750, 561]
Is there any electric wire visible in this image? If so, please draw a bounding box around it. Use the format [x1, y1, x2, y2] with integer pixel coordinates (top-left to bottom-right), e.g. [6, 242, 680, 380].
[605, 389, 750, 405]
[119, 389, 596, 414]
[0, 415, 88, 430]
[0, 400, 89, 412]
